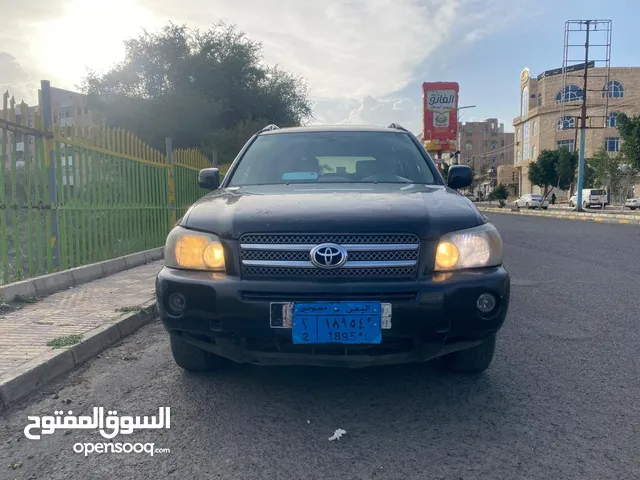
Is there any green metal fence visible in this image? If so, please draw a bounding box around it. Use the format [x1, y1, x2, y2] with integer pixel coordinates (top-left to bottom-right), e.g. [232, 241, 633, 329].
[0, 84, 212, 285]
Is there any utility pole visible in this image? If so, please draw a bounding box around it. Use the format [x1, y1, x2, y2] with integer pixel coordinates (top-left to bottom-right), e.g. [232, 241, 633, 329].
[575, 21, 590, 212]
[562, 19, 612, 211]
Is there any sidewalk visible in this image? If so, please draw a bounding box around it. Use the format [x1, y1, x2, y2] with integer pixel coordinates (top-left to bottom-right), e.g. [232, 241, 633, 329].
[0, 260, 162, 410]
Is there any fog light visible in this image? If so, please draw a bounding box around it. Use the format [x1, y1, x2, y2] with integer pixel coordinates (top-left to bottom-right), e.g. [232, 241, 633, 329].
[167, 293, 187, 315]
[476, 293, 496, 313]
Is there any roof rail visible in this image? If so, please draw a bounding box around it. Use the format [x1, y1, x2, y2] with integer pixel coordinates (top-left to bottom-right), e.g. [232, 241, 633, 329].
[259, 124, 281, 133]
[387, 123, 408, 132]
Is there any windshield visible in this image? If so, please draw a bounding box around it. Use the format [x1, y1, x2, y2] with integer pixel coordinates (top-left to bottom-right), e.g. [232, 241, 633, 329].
[227, 131, 437, 186]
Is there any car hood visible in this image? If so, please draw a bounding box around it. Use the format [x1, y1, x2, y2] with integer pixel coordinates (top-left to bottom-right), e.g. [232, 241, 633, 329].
[181, 183, 484, 240]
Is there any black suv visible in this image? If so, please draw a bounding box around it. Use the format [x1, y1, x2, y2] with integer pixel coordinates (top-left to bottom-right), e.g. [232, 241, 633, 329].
[156, 124, 510, 373]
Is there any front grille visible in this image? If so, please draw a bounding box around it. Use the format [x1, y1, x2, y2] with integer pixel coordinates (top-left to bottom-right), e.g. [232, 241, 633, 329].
[239, 233, 420, 280]
[240, 291, 419, 302]
[240, 234, 418, 245]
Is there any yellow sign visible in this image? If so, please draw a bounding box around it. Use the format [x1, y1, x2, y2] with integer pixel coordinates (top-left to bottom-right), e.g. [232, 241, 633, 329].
[520, 68, 530, 84]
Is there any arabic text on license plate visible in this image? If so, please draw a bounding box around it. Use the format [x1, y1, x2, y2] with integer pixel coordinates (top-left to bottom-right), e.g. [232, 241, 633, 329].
[292, 302, 382, 345]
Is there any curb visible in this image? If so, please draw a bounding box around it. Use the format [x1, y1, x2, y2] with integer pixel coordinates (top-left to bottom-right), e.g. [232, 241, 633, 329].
[0, 247, 164, 303]
[0, 300, 158, 412]
[478, 207, 640, 226]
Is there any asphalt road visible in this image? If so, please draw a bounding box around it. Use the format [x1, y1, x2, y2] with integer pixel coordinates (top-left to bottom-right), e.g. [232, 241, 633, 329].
[1, 214, 639, 480]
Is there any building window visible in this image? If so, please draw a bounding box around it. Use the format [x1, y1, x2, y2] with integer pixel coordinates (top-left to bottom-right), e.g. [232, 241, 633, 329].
[537, 93, 542, 107]
[557, 116, 575, 130]
[491, 140, 497, 150]
[521, 86, 529, 114]
[607, 112, 618, 128]
[517, 128, 521, 142]
[491, 157, 497, 165]
[532, 121, 537, 136]
[605, 137, 620, 152]
[501, 139, 505, 147]
[84, 106, 89, 114]
[523, 122, 530, 160]
[484, 140, 488, 147]
[557, 139, 575, 152]
[555, 85, 584, 103]
[512, 172, 516, 181]
[516, 151, 521, 163]
[532, 145, 537, 159]
[77, 107, 82, 115]
[465, 141, 473, 150]
[602, 81, 624, 98]
[465, 155, 471, 163]
[53, 115, 58, 124]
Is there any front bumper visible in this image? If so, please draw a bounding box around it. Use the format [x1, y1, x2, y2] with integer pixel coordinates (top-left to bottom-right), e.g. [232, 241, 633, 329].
[156, 266, 510, 368]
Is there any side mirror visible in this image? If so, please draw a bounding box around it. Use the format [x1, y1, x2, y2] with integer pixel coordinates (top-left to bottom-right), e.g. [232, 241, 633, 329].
[447, 165, 473, 190]
[198, 168, 220, 190]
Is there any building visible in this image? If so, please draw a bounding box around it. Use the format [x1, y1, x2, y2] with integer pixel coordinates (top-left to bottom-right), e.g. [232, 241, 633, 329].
[513, 65, 640, 197]
[457, 119, 515, 195]
[1, 87, 97, 170]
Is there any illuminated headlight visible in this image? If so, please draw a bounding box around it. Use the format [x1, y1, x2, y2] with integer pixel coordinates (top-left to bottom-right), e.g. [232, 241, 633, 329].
[434, 223, 503, 272]
[164, 226, 226, 272]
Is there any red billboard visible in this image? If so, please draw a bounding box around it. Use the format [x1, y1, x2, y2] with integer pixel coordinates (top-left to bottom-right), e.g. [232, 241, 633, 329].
[422, 82, 459, 150]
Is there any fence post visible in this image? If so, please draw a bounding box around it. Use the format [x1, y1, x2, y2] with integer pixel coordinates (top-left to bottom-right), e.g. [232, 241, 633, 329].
[166, 138, 176, 226]
[212, 149, 218, 167]
[40, 80, 61, 270]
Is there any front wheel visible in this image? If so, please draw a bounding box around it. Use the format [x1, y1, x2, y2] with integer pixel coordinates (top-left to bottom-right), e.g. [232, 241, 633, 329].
[170, 335, 226, 372]
[542, 207, 548, 210]
[439, 335, 497, 373]
[526, 202, 531, 209]
[583, 201, 589, 209]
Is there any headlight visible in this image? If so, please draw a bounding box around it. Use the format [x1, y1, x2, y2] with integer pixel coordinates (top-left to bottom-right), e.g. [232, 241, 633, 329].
[164, 226, 226, 272]
[434, 223, 503, 272]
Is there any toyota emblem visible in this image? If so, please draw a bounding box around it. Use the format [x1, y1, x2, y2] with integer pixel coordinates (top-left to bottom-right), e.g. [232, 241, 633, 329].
[309, 243, 348, 269]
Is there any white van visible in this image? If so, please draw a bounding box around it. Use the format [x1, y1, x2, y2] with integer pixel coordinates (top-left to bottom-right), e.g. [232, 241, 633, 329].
[569, 189, 608, 208]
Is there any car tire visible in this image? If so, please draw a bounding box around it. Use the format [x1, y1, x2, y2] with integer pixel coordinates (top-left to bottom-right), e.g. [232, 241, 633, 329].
[542, 207, 548, 210]
[526, 202, 530, 209]
[170, 335, 226, 372]
[582, 201, 588, 209]
[439, 335, 496, 374]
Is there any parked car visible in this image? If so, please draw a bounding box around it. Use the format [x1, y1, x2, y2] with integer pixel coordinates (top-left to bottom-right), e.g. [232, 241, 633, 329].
[514, 193, 549, 210]
[156, 124, 510, 374]
[464, 192, 480, 202]
[625, 197, 640, 210]
[569, 189, 608, 208]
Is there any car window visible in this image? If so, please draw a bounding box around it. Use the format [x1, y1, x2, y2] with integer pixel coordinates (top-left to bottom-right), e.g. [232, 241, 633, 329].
[531, 194, 543, 200]
[227, 131, 437, 186]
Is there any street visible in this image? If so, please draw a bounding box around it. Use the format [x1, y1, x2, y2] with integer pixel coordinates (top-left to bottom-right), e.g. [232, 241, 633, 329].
[1, 214, 639, 480]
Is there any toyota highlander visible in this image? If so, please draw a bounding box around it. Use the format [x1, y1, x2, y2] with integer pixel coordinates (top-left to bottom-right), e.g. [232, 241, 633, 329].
[156, 124, 510, 373]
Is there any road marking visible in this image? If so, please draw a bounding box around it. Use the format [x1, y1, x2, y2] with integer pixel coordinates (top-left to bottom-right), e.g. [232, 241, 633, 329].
[619, 220, 630, 224]
[594, 218, 604, 222]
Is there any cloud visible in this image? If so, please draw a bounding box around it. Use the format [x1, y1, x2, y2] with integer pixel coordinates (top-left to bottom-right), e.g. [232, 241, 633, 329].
[0, 52, 41, 104]
[340, 96, 420, 133]
[2, 0, 528, 128]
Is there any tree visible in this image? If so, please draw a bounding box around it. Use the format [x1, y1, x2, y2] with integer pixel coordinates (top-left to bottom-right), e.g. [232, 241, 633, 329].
[589, 147, 639, 210]
[616, 113, 640, 171]
[582, 162, 596, 188]
[442, 161, 450, 178]
[527, 148, 577, 199]
[82, 22, 312, 163]
[491, 183, 509, 207]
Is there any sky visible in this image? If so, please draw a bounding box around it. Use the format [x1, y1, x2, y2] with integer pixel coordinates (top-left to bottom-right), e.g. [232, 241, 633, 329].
[1, 0, 639, 134]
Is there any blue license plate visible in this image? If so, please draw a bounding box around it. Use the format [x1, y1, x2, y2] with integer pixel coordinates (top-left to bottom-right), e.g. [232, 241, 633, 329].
[292, 302, 382, 345]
